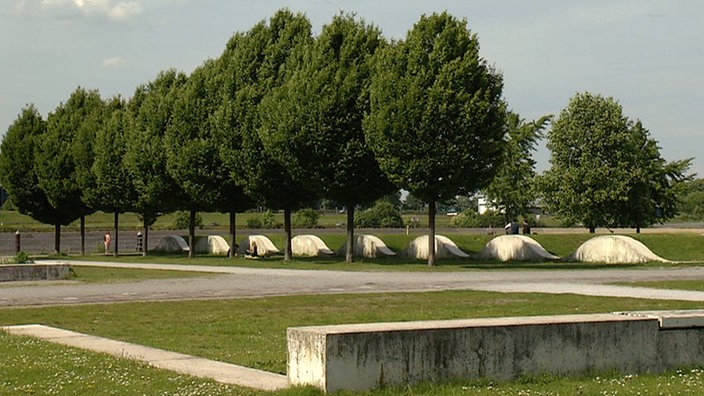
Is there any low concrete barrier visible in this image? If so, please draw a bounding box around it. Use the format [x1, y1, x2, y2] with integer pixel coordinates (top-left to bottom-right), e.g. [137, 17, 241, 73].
[0, 264, 70, 282]
[287, 311, 704, 393]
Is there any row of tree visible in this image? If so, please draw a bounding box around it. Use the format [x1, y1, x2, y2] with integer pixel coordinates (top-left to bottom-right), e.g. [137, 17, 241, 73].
[0, 11, 511, 265]
[0, 10, 692, 266]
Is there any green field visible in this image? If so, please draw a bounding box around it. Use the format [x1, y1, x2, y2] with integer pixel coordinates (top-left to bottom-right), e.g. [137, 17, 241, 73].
[59, 232, 704, 268]
[2, 286, 704, 395]
[3, 231, 704, 394]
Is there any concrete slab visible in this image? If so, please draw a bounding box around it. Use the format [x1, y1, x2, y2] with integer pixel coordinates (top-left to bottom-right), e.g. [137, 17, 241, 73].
[1, 324, 288, 391]
[616, 310, 704, 329]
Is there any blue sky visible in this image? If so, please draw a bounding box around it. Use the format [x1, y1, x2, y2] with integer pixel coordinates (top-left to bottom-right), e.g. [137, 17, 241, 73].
[1, 0, 702, 175]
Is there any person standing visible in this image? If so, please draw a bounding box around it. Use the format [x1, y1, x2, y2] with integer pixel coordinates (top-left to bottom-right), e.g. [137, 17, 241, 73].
[104, 231, 112, 255]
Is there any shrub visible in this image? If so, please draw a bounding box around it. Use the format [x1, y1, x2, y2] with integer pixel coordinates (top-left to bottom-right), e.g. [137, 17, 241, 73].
[14, 251, 33, 264]
[246, 217, 263, 229]
[261, 210, 281, 229]
[293, 208, 319, 228]
[450, 209, 504, 228]
[356, 201, 404, 228]
[172, 211, 203, 230]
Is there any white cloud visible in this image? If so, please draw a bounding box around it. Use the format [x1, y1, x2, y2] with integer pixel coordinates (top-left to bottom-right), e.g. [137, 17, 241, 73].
[102, 56, 126, 68]
[15, 0, 142, 21]
[108, 1, 141, 20]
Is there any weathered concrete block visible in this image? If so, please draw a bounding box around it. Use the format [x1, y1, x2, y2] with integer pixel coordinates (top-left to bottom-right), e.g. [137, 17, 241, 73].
[288, 314, 661, 393]
[0, 264, 70, 282]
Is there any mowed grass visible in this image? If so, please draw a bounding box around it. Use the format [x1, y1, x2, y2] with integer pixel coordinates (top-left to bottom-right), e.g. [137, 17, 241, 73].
[2, 291, 704, 374]
[63, 232, 704, 271]
[613, 280, 704, 292]
[2, 291, 704, 395]
[3, 330, 704, 396]
[3, 231, 704, 394]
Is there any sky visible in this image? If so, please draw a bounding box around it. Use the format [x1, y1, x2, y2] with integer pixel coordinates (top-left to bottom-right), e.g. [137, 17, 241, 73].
[1, 0, 703, 175]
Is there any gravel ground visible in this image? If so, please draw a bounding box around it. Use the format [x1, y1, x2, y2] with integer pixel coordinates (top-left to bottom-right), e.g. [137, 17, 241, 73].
[3, 260, 704, 307]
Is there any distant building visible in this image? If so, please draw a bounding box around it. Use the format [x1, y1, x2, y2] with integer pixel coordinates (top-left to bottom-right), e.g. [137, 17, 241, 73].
[477, 194, 491, 215]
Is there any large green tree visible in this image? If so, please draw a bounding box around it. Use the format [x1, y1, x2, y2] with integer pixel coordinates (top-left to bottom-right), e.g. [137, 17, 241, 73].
[167, 60, 252, 258]
[617, 120, 692, 232]
[364, 12, 506, 266]
[541, 92, 691, 232]
[90, 97, 135, 256]
[216, 10, 317, 261]
[0, 106, 73, 242]
[36, 87, 105, 254]
[124, 70, 188, 255]
[484, 111, 551, 223]
[259, 14, 396, 263]
[676, 178, 704, 220]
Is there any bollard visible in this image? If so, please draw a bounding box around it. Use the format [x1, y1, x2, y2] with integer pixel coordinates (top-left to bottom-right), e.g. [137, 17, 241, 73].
[136, 231, 143, 252]
[15, 230, 20, 254]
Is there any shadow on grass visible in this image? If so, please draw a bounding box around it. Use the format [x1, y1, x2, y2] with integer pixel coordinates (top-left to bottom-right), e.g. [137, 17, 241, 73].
[57, 251, 703, 273]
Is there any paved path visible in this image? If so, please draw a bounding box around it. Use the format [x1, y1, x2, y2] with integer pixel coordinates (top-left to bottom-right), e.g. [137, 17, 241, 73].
[3, 260, 704, 307]
[5, 260, 704, 391]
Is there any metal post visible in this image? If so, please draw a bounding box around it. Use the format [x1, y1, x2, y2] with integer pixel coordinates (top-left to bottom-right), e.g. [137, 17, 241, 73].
[136, 231, 143, 252]
[15, 230, 20, 254]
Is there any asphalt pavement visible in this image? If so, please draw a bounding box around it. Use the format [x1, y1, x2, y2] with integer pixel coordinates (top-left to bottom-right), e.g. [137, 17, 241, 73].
[3, 259, 704, 307]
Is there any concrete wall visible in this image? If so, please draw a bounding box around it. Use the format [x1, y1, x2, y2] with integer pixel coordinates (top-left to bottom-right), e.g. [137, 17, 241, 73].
[287, 312, 704, 393]
[0, 264, 70, 282]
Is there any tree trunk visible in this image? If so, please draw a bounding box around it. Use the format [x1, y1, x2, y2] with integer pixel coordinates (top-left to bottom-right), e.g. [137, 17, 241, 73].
[142, 220, 149, 257]
[589, 226, 596, 233]
[113, 210, 119, 257]
[636, 225, 641, 234]
[80, 216, 85, 255]
[54, 224, 60, 254]
[229, 211, 236, 258]
[428, 201, 436, 267]
[284, 208, 292, 261]
[188, 209, 196, 259]
[346, 205, 355, 263]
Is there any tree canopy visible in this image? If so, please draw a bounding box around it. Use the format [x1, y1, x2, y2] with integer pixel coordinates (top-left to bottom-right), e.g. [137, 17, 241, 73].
[365, 12, 506, 265]
[0, 106, 67, 228]
[259, 13, 396, 262]
[216, 9, 317, 261]
[541, 92, 691, 232]
[485, 111, 551, 223]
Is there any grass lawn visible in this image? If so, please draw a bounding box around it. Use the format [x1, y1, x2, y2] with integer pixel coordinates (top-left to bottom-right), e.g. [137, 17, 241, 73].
[2, 289, 704, 395]
[66, 265, 218, 283]
[58, 232, 704, 271]
[2, 231, 704, 395]
[613, 280, 704, 292]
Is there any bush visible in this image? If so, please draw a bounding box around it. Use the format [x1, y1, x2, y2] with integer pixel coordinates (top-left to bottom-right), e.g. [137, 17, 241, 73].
[261, 210, 282, 229]
[293, 208, 319, 228]
[356, 201, 404, 228]
[246, 217, 263, 229]
[14, 251, 33, 264]
[450, 209, 504, 228]
[172, 211, 203, 230]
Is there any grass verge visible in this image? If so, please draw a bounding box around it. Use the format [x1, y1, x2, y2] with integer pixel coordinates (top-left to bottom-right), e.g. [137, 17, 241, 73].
[612, 280, 704, 292]
[2, 290, 704, 394]
[1, 290, 703, 374]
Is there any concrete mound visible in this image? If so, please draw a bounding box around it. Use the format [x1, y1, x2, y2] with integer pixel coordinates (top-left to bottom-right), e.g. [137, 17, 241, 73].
[404, 235, 469, 259]
[236, 235, 280, 257]
[569, 235, 671, 263]
[477, 235, 560, 262]
[194, 235, 230, 256]
[152, 235, 190, 252]
[292, 235, 335, 257]
[335, 234, 396, 258]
